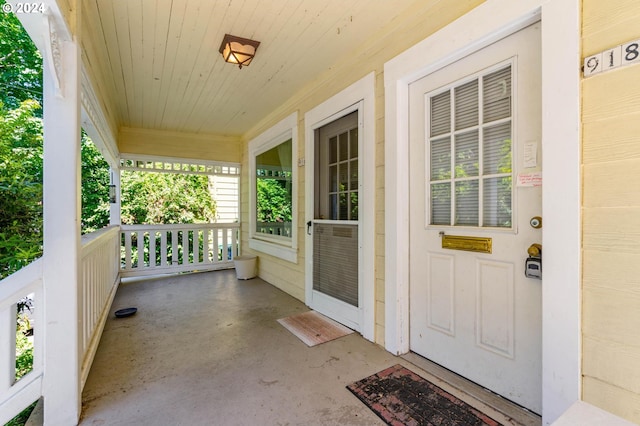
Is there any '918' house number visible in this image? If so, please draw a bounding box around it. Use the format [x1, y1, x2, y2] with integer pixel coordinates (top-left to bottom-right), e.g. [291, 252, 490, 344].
[584, 39, 640, 77]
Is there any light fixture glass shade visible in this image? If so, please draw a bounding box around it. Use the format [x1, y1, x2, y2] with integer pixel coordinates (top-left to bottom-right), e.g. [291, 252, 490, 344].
[219, 34, 260, 69]
[108, 184, 117, 204]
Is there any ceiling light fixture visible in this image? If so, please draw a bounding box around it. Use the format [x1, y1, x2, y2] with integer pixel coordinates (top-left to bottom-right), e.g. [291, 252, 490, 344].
[219, 34, 260, 69]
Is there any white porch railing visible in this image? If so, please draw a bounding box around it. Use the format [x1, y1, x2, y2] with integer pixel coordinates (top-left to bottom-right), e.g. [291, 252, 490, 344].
[120, 223, 239, 277]
[80, 225, 121, 389]
[0, 225, 121, 423]
[256, 222, 292, 237]
[0, 259, 43, 425]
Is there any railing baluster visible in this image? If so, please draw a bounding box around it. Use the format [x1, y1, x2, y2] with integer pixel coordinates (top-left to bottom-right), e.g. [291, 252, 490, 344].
[160, 231, 167, 267]
[1, 303, 16, 390]
[193, 229, 200, 265]
[136, 231, 145, 269]
[222, 229, 229, 262]
[171, 229, 178, 266]
[149, 231, 157, 268]
[124, 231, 132, 270]
[181, 229, 188, 265]
[203, 228, 210, 264]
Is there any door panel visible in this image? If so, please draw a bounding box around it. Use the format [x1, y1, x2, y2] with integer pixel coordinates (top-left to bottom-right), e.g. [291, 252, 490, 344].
[409, 23, 542, 413]
[309, 111, 361, 331]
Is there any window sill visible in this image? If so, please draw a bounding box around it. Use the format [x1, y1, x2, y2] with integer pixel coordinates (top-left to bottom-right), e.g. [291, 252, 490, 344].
[249, 238, 298, 263]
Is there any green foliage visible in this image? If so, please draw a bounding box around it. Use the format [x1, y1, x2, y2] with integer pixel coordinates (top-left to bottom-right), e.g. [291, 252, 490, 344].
[15, 313, 33, 379]
[0, 3, 42, 109]
[0, 100, 43, 279]
[81, 136, 110, 233]
[256, 178, 291, 223]
[120, 171, 216, 225]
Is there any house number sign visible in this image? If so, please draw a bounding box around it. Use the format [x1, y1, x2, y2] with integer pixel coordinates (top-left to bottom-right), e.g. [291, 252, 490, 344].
[583, 38, 640, 77]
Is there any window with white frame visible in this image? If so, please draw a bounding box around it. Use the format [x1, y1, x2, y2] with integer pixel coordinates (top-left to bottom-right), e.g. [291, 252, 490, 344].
[428, 63, 513, 228]
[249, 113, 298, 262]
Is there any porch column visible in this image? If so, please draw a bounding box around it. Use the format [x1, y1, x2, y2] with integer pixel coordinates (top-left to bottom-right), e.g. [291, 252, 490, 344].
[109, 168, 121, 226]
[41, 22, 82, 426]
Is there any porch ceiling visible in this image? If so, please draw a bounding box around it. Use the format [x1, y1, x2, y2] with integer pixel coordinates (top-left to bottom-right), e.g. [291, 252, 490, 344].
[81, 0, 421, 138]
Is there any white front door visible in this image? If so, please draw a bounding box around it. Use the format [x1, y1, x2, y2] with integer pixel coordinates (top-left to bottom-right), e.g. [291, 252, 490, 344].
[308, 110, 361, 331]
[408, 23, 542, 413]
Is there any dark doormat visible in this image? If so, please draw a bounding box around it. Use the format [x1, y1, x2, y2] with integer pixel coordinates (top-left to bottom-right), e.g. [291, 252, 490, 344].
[346, 364, 502, 426]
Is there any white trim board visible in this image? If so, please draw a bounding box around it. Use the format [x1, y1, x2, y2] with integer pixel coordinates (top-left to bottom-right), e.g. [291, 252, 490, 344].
[304, 72, 376, 342]
[383, 1, 581, 425]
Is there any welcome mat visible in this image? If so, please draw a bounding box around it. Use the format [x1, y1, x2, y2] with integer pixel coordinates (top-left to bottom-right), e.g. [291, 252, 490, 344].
[347, 364, 502, 426]
[277, 311, 353, 347]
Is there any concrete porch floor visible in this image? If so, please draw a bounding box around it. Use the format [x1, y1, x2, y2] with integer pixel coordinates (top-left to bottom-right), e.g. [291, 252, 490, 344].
[80, 270, 540, 425]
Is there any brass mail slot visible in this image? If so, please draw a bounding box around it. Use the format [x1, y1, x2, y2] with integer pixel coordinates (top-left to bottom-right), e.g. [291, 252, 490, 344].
[442, 235, 492, 254]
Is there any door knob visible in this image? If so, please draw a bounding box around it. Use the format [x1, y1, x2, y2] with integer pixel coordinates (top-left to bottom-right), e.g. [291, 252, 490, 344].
[527, 243, 541, 258]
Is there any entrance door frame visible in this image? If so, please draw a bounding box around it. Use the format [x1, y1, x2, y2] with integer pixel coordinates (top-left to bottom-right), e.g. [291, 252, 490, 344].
[304, 72, 376, 342]
[383, 1, 580, 425]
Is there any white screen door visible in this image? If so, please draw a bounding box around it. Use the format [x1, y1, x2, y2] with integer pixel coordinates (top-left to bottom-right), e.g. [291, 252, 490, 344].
[408, 23, 542, 413]
[308, 111, 361, 331]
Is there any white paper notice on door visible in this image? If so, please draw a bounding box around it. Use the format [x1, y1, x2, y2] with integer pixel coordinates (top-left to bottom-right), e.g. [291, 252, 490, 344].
[517, 172, 542, 187]
[523, 141, 538, 168]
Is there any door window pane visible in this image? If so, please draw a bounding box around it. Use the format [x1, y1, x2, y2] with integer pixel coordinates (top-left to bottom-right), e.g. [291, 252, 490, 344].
[455, 180, 479, 226]
[431, 182, 451, 225]
[431, 137, 451, 181]
[427, 64, 513, 228]
[455, 80, 479, 130]
[483, 123, 512, 175]
[483, 176, 512, 227]
[483, 66, 512, 123]
[455, 130, 479, 178]
[431, 91, 451, 137]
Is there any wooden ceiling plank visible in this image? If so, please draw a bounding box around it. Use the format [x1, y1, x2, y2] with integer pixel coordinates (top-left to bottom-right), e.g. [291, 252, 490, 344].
[127, 0, 145, 128]
[162, 2, 219, 131]
[81, 2, 121, 130]
[148, 0, 172, 129]
[111, 0, 137, 127]
[154, 0, 189, 130]
[140, 0, 157, 128]
[95, 0, 130, 123]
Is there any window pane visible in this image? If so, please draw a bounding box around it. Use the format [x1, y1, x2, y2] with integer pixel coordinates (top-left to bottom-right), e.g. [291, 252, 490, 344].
[430, 90, 451, 137]
[483, 176, 512, 227]
[483, 66, 512, 123]
[455, 80, 479, 130]
[339, 163, 348, 190]
[329, 165, 338, 192]
[350, 160, 358, 191]
[255, 139, 293, 238]
[350, 128, 358, 158]
[329, 136, 338, 163]
[350, 192, 358, 220]
[455, 130, 479, 178]
[455, 180, 479, 226]
[339, 132, 349, 161]
[339, 193, 348, 220]
[483, 123, 512, 175]
[431, 137, 451, 181]
[431, 182, 451, 225]
[330, 194, 338, 220]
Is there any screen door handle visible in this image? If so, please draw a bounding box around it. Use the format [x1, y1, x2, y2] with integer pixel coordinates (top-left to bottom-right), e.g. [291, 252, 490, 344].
[306, 221, 312, 235]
